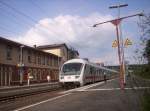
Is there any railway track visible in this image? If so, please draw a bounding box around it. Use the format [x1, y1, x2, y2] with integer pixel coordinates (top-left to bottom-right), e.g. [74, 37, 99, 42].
[0, 88, 62, 102]
[0, 78, 117, 103]
[0, 83, 62, 102]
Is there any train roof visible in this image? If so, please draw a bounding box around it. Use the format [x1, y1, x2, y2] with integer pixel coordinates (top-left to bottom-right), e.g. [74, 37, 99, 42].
[64, 59, 88, 64]
[63, 59, 118, 73]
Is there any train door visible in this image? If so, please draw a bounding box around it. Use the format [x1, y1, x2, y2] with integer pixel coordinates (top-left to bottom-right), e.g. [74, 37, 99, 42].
[89, 67, 92, 83]
[93, 67, 96, 83]
[90, 66, 95, 83]
[96, 68, 99, 82]
[98, 69, 101, 81]
[83, 64, 89, 84]
[83, 64, 86, 84]
[101, 69, 103, 80]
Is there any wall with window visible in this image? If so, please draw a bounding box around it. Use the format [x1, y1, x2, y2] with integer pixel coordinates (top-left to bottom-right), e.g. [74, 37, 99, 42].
[0, 40, 61, 86]
[60, 46, 68, 61]
[23, 50, 60, 69]
[0, 43, 20, 65]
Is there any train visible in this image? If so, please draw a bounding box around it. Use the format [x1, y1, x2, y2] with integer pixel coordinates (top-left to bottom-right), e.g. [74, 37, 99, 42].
[59, 59, 118, 87]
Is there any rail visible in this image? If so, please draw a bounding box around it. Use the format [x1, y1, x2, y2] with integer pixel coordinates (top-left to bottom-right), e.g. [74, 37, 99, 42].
[0, 82, 60, 102]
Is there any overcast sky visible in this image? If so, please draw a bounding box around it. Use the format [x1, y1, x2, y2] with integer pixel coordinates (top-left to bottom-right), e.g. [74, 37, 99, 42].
[0, 0, 150, 65]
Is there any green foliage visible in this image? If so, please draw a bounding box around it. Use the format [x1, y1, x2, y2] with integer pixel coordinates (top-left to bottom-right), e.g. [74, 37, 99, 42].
[137, 15, 150, 110]
[143, 40, 150, 64]
[133, 64, 150, 79]
[141, 90, 150, 111]
[139, 14, 150, 64]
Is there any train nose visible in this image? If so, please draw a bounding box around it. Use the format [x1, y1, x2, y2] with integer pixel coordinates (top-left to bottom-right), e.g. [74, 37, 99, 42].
[67, 76, 71, 79]
[75, 76, 80, 79]
[60, 76, 64, 79]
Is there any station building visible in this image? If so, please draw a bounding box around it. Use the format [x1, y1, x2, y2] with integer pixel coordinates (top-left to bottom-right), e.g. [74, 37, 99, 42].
[0, 37, 62, 86]
[37, 43, 79, 64]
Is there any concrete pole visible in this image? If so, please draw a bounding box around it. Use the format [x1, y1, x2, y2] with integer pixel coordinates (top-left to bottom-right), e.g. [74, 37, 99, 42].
[92, 12, 144, 89]
[20, 45, 24, 85]
[118, 5, 126, 85]
[115, 24, 124, 89]
[117, 4, 126, 86]
[27, 78, 30, 86]
[109, 3, 128, 89]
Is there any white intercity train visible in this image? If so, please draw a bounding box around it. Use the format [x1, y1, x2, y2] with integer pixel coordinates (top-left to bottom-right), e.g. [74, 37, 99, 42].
[59, 59, 118, 87]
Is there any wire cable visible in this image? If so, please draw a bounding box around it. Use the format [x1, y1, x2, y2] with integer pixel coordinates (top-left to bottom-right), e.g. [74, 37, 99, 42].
[0, 1, 38, 24]
[0, 7, 32, 29]
[30, 0, 48, 17]
[0, 1, 79, 50]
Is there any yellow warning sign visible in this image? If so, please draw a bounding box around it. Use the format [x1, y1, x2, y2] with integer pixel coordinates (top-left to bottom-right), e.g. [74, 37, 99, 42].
[124, 38, 132, 46]
[112, 40, 118, 48]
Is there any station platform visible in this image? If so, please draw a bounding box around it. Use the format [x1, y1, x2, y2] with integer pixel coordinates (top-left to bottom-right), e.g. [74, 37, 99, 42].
[13, 76, 150, 111]
[0, 82, 60, 99]
[0, 82, 59, 90]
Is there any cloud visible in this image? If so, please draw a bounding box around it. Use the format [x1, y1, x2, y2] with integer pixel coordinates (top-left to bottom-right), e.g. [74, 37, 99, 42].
[14, 13, 128, 65]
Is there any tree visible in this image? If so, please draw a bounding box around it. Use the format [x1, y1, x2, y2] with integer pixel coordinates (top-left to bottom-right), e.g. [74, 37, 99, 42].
[139, 14, 150, 64]
[133, 13, 150, 79]
[143, 40, 150, 64]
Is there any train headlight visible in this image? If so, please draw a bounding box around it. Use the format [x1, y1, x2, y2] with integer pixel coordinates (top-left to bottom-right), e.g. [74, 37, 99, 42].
[60, 76, 64, 79]
[75, 76, 80, 79]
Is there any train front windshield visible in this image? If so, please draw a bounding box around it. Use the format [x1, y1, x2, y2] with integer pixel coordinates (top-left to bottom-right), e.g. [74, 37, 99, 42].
[62, 63, 83, 75]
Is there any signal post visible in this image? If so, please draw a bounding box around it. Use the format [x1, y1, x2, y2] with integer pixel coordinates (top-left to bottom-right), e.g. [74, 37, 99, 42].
[93, 6, 143, 89]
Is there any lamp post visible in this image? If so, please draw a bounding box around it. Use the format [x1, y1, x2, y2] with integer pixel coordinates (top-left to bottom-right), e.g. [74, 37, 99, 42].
[93, 12, 143, 89]
[109, 3, 128, 87]
[20, 45, 24, 85]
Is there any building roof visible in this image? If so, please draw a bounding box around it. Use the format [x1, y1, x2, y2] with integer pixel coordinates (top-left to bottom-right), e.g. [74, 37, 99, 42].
[37, 43, 68, 50]
[37, 43, 79, 56]
[0, 37, 61, 58]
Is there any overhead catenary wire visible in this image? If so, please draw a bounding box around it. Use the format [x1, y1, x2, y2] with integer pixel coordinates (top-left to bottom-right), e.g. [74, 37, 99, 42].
[0, 1, 38, 24]
[0, 0, 75, 45]
[0, 0, 52, 31]
[0, 7, 32, 31]
[0, 26, 17, 35]
[0, 5, 36, 37]
[30, 0, 48, 17]
[29, 0, 79, 48]
[0, 1, 37, 37]
[0, 27, 19, 38]
[0, 0, 80, 51]
[0, 6, 34, 28]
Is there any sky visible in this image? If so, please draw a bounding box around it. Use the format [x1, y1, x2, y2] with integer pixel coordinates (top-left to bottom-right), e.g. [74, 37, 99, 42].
[0, 0, 150, 65]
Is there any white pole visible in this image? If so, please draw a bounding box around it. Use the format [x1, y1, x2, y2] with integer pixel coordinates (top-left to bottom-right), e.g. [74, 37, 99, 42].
[27, 78, 30, 86]
[27, 72, 30, 86]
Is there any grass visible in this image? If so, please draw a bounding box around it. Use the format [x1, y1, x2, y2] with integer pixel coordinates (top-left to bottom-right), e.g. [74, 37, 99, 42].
[141, 90, 150, 111]
[132, 64, 150, 111]
[133, 64, 150, 79]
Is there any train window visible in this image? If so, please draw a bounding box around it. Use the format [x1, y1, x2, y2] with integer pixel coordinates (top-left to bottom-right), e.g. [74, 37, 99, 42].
[84, 65, 87, 73]
[62, 63, 83, 75]
[100, 69, 103, 76]
[90, 67, 93, 74]
[84, 65, 87, 70]
[90, 66, 95, 75]
[84, 65, 89, 75]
